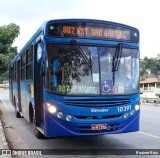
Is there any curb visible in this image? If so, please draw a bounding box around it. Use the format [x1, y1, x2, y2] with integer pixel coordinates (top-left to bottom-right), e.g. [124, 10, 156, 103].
[0, 119, 12, 158]
[141, 103, 160, 107]
[0, 120, 9, 149]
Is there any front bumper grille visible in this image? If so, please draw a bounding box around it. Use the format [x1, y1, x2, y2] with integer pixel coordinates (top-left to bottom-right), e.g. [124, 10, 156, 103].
[74, 114, 122, 120]
[64, 98, 131, 108]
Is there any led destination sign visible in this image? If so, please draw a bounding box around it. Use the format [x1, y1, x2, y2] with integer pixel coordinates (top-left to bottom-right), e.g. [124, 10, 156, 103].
[62, 26, 130, 40]
[48, 22, 139, 42]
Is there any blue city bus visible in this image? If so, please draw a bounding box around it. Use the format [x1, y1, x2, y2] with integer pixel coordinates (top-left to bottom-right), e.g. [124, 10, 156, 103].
[9, 19, 140, 139]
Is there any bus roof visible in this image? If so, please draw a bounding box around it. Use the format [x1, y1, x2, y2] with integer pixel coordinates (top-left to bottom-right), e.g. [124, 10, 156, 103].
[45, 19, 139, 31]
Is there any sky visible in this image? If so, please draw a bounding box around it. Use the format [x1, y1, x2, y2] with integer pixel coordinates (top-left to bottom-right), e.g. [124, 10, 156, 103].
[0, 0, 160, 59]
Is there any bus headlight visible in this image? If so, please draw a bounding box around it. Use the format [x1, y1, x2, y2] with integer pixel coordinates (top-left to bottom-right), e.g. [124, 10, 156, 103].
[46, 103, 57, 114]
[48, 106, 57, 114]
[135, 105, 140, 111]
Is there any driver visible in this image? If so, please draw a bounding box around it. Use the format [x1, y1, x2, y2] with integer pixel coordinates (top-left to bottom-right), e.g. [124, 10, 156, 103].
[52, 48, 65, 89]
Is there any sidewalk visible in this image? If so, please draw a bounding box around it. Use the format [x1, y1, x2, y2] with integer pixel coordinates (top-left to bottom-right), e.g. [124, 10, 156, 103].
[0, 99, 12, 157]
[0, 120, 9, 148]
[0, 120, 12, 157]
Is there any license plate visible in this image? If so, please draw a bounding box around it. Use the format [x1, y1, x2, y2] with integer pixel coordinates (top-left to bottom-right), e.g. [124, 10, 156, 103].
[91, 123, 107, 130]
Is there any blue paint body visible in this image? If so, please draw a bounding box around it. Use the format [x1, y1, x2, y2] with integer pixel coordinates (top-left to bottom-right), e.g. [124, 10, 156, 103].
[9, 19, 140, 137]
[44, 91, 140, 137]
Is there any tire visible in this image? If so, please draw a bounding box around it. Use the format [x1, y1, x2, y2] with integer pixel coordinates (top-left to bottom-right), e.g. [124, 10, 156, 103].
[33, 120, 44, 139]
[14, 100, 21, 118]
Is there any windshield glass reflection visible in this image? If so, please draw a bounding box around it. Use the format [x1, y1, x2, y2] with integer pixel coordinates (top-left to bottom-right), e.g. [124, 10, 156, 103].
[46, 44, 139, 95]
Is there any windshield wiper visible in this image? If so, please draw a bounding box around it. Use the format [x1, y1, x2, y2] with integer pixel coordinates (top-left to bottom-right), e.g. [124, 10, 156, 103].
[112, 43, 124, 85]
[112, 43, 123, 71]
[71, 39, 92, 68]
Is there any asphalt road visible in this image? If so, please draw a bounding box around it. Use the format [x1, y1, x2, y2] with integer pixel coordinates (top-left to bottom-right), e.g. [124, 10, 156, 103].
[0, 89, 160, 158]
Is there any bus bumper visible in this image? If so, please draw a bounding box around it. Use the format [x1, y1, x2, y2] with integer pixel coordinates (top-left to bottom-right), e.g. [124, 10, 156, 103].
[44, 112, 140, 137]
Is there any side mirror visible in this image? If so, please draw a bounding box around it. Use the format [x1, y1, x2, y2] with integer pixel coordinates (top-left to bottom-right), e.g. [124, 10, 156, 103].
[37, 43, 43, 63]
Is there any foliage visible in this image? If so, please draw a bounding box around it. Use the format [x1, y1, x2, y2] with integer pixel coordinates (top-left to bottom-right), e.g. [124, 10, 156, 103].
[0, 71, 9, 83]
[0, 23, 20, 75]
[140, 56, 160, 77]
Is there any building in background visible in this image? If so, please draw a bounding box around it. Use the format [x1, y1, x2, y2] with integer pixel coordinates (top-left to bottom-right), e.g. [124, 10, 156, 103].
[140, 78, 160, 98]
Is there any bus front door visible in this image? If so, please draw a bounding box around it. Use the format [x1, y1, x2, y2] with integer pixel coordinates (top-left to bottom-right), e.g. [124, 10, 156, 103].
[34, 44, 44, 127]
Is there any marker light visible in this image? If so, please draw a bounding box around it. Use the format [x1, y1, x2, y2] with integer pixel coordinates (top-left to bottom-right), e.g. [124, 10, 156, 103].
[46, 103, 57, 114]
[124, 113, 129, 119]
[66, 115, 72, 122]
[57, 112, 63, 118]
[135, 105, 140, 111]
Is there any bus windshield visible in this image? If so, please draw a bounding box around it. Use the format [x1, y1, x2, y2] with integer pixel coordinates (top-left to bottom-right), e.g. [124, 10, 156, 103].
[46, 44, 139, 95]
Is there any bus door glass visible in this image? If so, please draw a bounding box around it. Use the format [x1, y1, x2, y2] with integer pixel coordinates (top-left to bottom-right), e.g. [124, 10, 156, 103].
[34, 43, 44, 125]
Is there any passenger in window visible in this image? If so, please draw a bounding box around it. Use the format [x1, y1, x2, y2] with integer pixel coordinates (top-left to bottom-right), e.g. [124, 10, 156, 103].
[52, 48, 65, 89]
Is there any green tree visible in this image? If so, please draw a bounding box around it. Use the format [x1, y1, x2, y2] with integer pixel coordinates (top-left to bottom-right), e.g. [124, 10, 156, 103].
[140, 56, 160, 78]
[0, 23, 20, 75]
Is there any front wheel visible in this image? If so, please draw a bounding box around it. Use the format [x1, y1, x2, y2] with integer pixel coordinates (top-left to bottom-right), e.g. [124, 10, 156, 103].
[33, 120, 44, 139]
